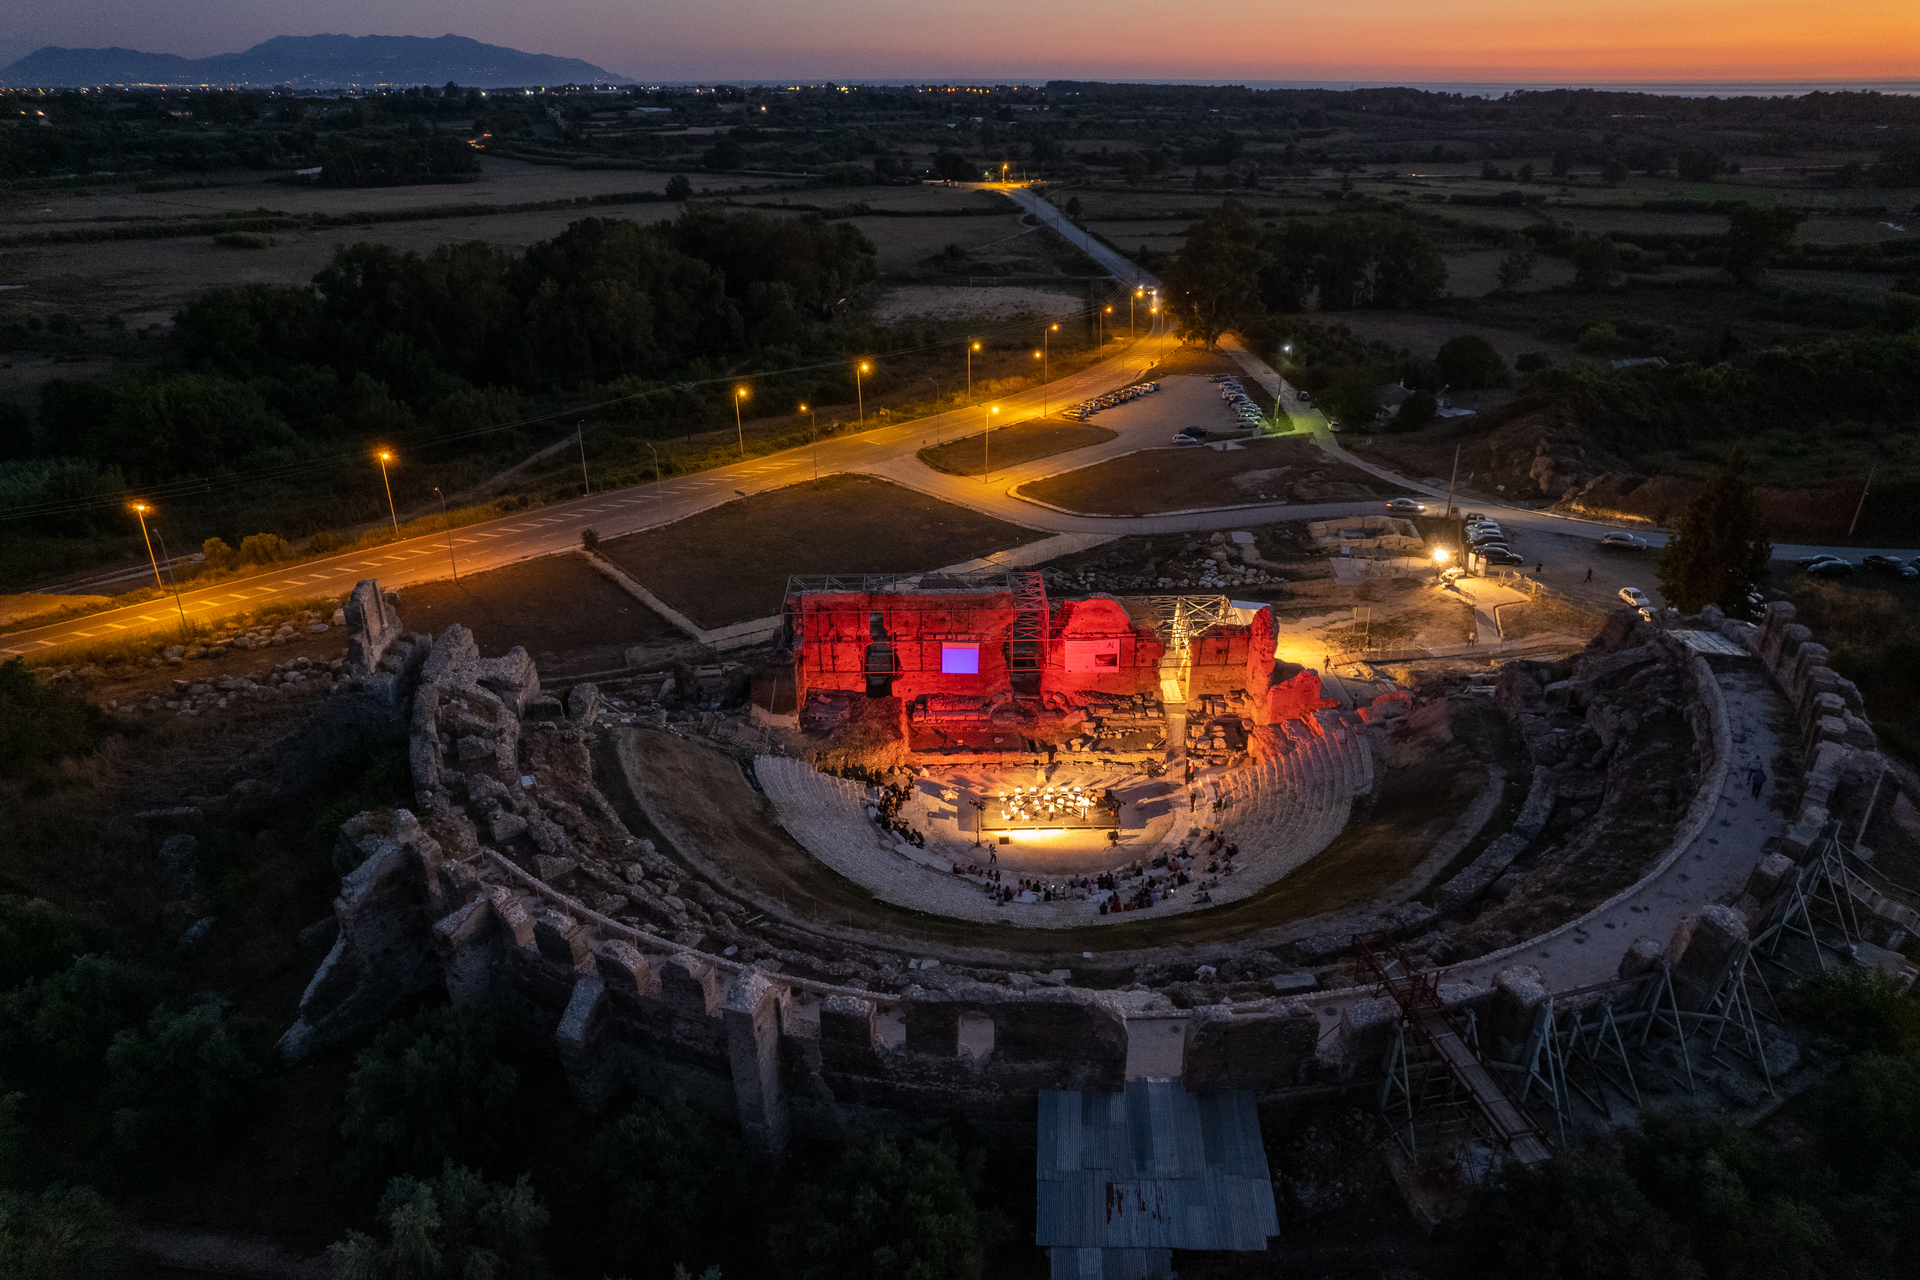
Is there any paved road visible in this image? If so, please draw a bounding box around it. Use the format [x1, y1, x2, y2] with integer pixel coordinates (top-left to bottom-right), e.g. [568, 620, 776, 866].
[7, 187, 1912, 657]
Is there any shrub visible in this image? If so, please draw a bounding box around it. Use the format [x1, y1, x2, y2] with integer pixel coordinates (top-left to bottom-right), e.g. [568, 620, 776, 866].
[308, 530, 353, 555]
[0, 1184, 118, 1278]
[1435, 335, 1509, 389]
[212, 232, 276, 249]
[339, 1004, 522, 1183]
[105, 1002, 261, 1159]
[237, 532, 294, 565]
[201, 536, 238, 571]
[590, 1096, 743, 1277]
[1516, 352, 1553, 373]
[1577, 323, 1620, 354]
[580, 527, 600, 553]
[1393, 389, 1437, 430]
[1787, 967, 1920, 1055]
[0, 659, 102, 780]
[665, 174, 693, 201]
[328, 1161, 549, 1280]
[0, 897, 98, 991]
[799, 1133, 988, 1280]
[0, 954, 167, 1100]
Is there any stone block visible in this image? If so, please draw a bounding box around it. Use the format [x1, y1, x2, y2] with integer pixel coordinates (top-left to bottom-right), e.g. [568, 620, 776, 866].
[344, 578, 403, 678]
[1618, 937, 1665, 983]
[567, 682, 601, 724]
[1668, 904, 1748, 1009]
[1337, 996, 1399, 1066]
[661, 954, 722, 1017]
[1183, 1005, 1317, 1092]
[532, 912, 592, 970]
[593, 940, 660, 1001]
[820, 994, 879, 1052]
[1746, 852, 1795, 903]
[724, 968, 790, 1154]
[487, 810, 529, 844]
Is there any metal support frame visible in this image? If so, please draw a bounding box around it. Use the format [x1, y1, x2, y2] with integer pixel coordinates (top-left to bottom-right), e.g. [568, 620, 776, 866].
[1142, 594, 1235, 655]
[1006, 570, 1050, 682]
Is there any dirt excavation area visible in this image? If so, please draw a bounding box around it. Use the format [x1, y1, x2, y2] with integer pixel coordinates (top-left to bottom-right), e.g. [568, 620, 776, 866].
[597, 474, 1049, 630]
[395, 551, 682, 677]
[1019, 437, 1412, 515]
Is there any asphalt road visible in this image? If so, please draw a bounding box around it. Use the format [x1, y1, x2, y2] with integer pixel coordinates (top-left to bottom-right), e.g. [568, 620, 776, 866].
[7, 185, 1914, 658]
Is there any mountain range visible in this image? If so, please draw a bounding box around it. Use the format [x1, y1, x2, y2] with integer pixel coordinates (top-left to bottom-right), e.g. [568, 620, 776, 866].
[0, 34, 630, 89]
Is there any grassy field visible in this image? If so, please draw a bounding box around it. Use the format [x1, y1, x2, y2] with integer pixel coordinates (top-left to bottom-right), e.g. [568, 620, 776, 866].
[1018, 437, 1410, 515]
[395, 551, 682, 676]
[918, 421, 1117, 477]
[595, 473, 1048, 629]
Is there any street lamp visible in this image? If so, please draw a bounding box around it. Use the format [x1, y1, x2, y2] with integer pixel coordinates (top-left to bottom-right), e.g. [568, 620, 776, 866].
[800, 403, 817, 481]
[856, 361, 870, 425]
[577, 420, 590, 495]
[645, 441, 663, 513]
[130, 502, 189, 637]
[375, 449, 399, 535]
[982, 404, 1000, 485]
[434, 485, 458, 582]
[733, 386, 750, 461]
[928, 379, 945, 445]
[966, 340, 981, 403]
[1102, 305, 1112, 348]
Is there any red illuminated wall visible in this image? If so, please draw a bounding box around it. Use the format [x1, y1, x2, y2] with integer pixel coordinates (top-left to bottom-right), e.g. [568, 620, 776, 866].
[1047, 597, 1163, 697]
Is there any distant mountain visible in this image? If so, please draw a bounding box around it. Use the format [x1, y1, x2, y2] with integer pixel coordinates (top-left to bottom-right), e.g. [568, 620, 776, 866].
[0, 33, 630, 88]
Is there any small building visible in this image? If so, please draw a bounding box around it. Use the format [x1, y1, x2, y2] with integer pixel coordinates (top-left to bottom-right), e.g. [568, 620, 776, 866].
[1036, 1079, 1279, 1279]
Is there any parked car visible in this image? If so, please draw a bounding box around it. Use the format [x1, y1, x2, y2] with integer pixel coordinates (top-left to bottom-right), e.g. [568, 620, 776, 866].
[1480, 548, 1525, 565]
[1385, 498, 1427, 515]
[1297, 391, 1312, 404]
[1172, 426, 1209, 444]
[1468, 530, 1506, 547]
[1864, 555, 1919, 579]
[1618, 587, 1650, 608]
[1599, 532, 1650, 550]
[1463, 511, 1487, 522]
[1808, 558, 1856, 577]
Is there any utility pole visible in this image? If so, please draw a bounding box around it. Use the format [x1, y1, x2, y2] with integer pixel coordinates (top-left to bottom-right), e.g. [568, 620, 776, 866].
[151, 525, 190, 638]
[646, 442, 663, 513]
[1446, 444, 1461, 520]
[1848, 464, 1875, 538]
[577, 422, 590, 495]
[433, 486, 458, 582]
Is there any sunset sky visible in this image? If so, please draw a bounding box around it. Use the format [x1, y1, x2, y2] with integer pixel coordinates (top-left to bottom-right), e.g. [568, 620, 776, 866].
[3, 0, 1916, 83]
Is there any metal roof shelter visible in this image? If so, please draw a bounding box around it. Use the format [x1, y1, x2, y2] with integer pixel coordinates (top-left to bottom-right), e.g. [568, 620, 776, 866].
[1036, 1080, 1279, 1280]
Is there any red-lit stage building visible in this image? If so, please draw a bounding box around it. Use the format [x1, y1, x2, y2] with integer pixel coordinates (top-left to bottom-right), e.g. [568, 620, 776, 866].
[757, 571, 1331, 761]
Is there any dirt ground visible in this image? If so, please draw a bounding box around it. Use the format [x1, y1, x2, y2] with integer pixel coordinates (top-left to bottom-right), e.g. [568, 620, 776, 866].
[1018, 437, 1409, 515]
[596, 474, 1049, 630]
[394, 550, 682, 677]
[1496, 593, 1607, 642]
[919, 421, 1117, 477]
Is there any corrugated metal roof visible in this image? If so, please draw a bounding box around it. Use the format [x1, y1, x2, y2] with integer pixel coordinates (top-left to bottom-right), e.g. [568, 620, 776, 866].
[1036, 1080, 1280, 1253]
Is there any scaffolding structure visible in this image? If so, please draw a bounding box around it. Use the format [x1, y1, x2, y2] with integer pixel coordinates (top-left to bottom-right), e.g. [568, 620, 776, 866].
[1139, 594, 1235, 654]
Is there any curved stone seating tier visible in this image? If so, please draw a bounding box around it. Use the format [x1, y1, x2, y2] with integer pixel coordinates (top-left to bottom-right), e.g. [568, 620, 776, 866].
[753, 717, 1376, 928]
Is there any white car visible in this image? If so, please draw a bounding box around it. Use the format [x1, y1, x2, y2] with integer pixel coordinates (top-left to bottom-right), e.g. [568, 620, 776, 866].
[1599, 532, 1650, 550]
[1385, 499, 1427, 515]
[1618, 587, 1650, 608]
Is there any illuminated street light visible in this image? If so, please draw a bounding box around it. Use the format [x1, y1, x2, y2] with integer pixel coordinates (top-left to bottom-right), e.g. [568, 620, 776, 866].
[130, 501, 189, 637]
[856, 361, 871, 425]
[733, 386, 750, 461]
[982, 405, 1001, 485]
[966, 340, 981, 403]
[800, 402, 818, 481]
[1432, 547, 1451, 564]
[375, 449, 399, 535]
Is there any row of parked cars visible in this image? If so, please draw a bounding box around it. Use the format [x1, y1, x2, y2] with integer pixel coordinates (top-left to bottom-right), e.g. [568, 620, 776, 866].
[1067, 380, 1160, 421]
[1463, 513, 1525, 566]
[1209, 374, 1268, 429]
[1798, 553, 1920, 580]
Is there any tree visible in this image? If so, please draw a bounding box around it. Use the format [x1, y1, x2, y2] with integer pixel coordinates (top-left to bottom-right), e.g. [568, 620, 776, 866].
[0, 1185, 118, 1278]
[591, 1096, 743, 1278]
[339, 1004, 523, 1184]
[0, 659, 101, 781]
[1550, 148, 1573, 178]
[1393, 389, 1437, 430]
[105, 1002, 261, 1160]
[1436, 335, 1508, 389]
[1601, 158, 1629, 184]
[1496, 233, 1538, 290]
[1656, 448, 1771, 615]
[931, 151, 973, 182]
[1676, 146, 1725, 182]
[327, 1162, 549, 1280]
[1118, 151, 1148, 185]
[799, 1134, 988, 1280]
[1315, 368, 1381, 429]
[1161, 200, 1270, 350]
[1436, 1152, 1701, 1280]
[1724, 205, 1805, 285]
[1571, 234, 1619, 292]
[664, 173, 693, 201]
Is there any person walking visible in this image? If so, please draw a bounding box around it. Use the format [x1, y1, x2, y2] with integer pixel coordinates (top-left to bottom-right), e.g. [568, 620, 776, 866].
[1584, 566, 1594, 583]
[1535, 561, 1544, 575]
[1322, 653, 1330, 670]
[1749, 762, 1767, 800]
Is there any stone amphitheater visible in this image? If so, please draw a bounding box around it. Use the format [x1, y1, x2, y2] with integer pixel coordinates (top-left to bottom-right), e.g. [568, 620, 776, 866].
[278, 577, 1915, 1164]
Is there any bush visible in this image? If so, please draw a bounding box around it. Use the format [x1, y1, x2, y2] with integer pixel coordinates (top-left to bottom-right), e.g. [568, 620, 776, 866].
[799, 1133, 988, 1280]
[308, 530, 353, 555]
[0, 1184, 118, 1278]
[339, 1004, 523, 1183]
[665, 174, 693, 201]
[580, 527, 600, 553]
[0, 658, 102, 780]
[1516, 352, 1554, 374]
[1788, 967, 1920, 1055]
[1435, 335, 1509, 389]
[237, 532, 294, 565]
[1314, 368, 1382, 429]
[0, 955, 168, 1099]
[105, 1002, 261, 1159]
[212, 232, 277, 249]
[328, 1161, 549, 1280]
[201, 536, 239, 571]
[590, 1096, 743, 1278]
[1577, 323, 1621, 354]
[0, 896, 98, 991]
[1393, 389, 1437, 430]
